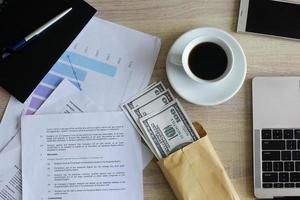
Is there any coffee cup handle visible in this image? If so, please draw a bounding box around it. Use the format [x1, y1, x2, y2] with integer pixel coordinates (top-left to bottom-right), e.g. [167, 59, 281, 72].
[169, 54, 182, 66]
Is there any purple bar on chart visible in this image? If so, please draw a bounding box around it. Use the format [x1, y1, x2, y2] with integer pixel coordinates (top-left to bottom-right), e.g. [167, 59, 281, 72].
[34, 85, 54, 98]
[25, 109, 35, 115]
[29, 97, 44, 110]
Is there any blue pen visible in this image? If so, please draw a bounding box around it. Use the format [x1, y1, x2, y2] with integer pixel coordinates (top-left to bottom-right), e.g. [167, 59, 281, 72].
[2, 7, 72, 58]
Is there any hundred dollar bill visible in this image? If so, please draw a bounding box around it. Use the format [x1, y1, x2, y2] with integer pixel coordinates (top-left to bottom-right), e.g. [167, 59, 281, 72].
[123, 81, 166, 111]
[121, 82, 164, 159]
[130, 90, 175, 123]
[122, 107, 159, 159]
[121, 82, 162, 129]
[121, 82, 165, 137]
[139, 100, 199, 159]
[121, 82, 162, 134]
[122, 105, 160, 159]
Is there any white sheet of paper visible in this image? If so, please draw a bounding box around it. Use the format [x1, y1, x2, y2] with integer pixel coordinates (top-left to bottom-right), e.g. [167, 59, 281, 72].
[36, 79, 102, 114]
[0, 133, 21, 200]
[0, 96, 23, 152]
[21, 112, 143, 200]
[24, 16, 160, 114]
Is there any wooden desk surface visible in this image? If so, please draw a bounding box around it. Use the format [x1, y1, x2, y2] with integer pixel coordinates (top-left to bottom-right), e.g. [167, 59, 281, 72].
[2, 0, 300, 199]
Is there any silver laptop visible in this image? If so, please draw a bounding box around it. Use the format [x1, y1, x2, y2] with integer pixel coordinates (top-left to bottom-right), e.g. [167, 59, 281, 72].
[253, 77, 300, 198]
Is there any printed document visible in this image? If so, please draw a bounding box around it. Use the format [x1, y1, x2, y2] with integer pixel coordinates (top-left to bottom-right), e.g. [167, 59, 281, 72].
[0, 97, 23, 152]
[21, 112, 143, 200]
[0, 133, 21, 200]
[24, 16, 161, 114]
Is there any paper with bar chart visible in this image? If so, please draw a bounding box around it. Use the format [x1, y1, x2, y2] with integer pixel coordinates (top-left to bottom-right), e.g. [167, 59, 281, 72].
[24, 17, 161, 114]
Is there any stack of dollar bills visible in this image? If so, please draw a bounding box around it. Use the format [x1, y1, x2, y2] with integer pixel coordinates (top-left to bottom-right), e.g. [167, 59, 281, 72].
[121, 82, 200, 159]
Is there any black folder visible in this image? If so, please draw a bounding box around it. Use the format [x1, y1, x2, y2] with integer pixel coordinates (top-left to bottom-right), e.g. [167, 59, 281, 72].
[0, 0, 96, 102]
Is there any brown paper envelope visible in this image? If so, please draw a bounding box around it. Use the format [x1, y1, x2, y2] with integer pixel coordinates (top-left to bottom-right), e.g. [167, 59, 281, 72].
[158, 123, 240, 200]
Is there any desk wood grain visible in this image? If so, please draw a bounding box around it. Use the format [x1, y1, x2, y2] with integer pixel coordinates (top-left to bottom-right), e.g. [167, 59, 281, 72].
[2, 0, 300, 199]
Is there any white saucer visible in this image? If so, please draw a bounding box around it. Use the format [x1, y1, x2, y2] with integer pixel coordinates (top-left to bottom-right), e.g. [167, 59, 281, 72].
[166, 27, 247, 106]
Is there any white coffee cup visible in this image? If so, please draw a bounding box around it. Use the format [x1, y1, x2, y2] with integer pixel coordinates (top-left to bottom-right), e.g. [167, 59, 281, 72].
[170, 36, 234, 84]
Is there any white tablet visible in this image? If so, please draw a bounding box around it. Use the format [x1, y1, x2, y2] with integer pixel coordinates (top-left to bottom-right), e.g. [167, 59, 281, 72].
[237, 0, 300, 40]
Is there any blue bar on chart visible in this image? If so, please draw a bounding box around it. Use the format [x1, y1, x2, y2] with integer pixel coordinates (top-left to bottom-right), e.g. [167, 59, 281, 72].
[60, 51, 117, 77]
[52, 62, 87, 81]
[41, 73, 64, 87]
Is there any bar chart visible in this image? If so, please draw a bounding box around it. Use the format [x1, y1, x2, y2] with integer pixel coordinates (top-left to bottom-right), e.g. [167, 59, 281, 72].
[26, 50, 117, 114]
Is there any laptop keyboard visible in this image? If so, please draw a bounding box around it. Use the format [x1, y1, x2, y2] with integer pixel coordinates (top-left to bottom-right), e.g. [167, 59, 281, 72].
[261, 129, 300, 188]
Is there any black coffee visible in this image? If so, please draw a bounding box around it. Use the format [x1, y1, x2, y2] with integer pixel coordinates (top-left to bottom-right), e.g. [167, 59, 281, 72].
[188, 42, 228, 80]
